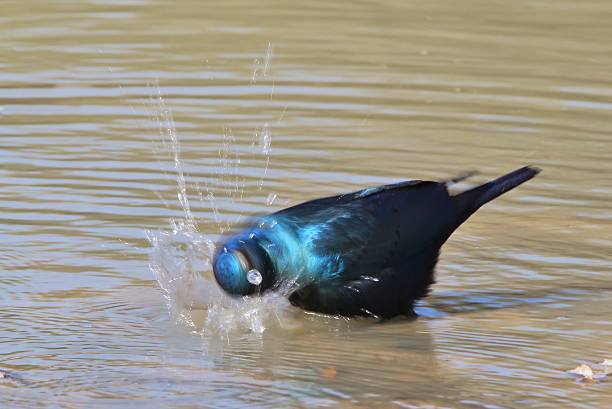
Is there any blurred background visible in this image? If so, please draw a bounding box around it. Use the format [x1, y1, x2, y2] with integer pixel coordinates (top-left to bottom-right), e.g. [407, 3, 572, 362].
[1, 1, 611, 408]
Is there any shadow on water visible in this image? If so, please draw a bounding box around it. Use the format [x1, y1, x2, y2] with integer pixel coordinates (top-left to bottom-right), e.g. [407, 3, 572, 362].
[419, 284, 612, 317]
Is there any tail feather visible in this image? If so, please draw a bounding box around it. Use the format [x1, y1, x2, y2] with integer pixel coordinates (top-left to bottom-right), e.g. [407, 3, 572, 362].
[455, 166, 541, 216]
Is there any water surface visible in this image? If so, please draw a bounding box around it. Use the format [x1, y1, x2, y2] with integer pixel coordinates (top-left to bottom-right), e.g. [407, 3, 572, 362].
[1, 1, 611, 408]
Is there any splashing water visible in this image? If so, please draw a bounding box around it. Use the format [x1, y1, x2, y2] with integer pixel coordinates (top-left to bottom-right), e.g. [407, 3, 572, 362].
[147, 218, 294, 335]
[146, 44, 297, 337]
[148, 221, 295, 336]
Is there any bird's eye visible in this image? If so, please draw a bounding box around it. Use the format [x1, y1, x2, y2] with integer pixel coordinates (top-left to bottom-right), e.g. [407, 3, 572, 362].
[246, 269, 263, 285]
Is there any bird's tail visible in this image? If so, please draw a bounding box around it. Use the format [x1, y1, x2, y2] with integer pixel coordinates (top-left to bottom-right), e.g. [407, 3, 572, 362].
[454, 166, 541, 217]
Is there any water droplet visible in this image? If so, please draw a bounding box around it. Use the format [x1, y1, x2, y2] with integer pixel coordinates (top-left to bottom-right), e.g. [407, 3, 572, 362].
[266, 192, 277, 206]
[247, 269, 263, 285]
[259, 124, 271, 154]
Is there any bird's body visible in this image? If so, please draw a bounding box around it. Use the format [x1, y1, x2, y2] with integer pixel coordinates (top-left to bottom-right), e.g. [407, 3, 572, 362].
[213, 166, 540, 318]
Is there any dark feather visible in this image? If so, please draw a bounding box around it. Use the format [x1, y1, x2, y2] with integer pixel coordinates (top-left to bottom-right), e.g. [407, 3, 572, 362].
[213, 166, 541, 318]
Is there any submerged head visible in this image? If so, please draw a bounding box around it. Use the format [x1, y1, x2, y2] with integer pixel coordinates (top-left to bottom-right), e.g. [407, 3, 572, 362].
[213, 236, 275, 296]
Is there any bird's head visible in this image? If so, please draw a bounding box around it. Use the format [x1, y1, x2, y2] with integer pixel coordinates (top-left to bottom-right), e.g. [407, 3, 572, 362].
[213, 234, 275, 296]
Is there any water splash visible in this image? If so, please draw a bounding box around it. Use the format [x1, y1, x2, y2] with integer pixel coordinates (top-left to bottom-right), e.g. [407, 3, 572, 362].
[251, 41, 273, 84]
[254, 123, 272, 191]
[146, 44, 300, 338]
[265, 192, 277, 206]
[147, 219, 295, 335]
[149, 83, 195, 226]
[258, 123, 272, 155]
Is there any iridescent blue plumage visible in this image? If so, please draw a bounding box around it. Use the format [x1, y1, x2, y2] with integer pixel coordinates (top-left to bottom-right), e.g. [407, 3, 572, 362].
[213, 166, 540, 318]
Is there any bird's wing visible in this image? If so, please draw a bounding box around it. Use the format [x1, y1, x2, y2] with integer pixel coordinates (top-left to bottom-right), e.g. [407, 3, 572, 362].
[289, 245, 440, 318]
[278, 179, 457, 317]
[273, 179, 440, 269]
[274, 179, 427, 219]
[278, 179, 452, 279]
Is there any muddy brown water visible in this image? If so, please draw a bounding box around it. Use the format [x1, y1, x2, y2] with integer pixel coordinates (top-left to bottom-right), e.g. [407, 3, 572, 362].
[1, 1, 611, 408]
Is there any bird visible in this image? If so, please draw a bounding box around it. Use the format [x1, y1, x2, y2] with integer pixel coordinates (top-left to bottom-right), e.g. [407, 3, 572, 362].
[212, 166, 540, 319]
